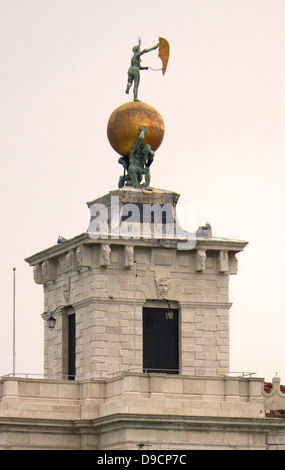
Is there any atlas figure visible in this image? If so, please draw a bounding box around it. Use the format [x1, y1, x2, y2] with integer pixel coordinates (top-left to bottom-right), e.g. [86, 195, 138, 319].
[118, 126, 154, 189]
[125, 38, 158, 101]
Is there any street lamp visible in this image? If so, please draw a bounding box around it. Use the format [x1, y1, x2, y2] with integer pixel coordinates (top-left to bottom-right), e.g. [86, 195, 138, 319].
[47, 313, 57, 330]
[165, 310, 174, 320]
[45, 305, 72, 331]
[165, 299, 174, 320]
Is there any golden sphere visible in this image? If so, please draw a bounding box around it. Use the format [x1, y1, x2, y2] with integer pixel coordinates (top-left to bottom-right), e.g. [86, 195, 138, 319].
[107, 101, 165, 157]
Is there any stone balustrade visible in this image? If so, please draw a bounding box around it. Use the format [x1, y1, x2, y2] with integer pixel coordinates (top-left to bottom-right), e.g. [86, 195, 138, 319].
[0, 372, 278, 421]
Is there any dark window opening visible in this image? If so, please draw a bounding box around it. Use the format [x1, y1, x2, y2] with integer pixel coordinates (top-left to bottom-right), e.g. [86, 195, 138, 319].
[68, 313, 76, 380]
[143, 307, 179, 374]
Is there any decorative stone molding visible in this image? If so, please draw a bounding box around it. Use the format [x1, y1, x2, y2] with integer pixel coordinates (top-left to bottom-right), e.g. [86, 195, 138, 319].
[195, 250, 206, 272]
[76, 245, 92, 269]
[41, 260, 57, 283]
[33, 264, 44, 284]
[154, 251, 174, 266]
[229, 254, 238, 275]
[155, 270, 170, 299]
[64, 250, 80, 273]
[99, 244, 111, 267]
[123, 245, 134, 268]
[218, 251, 229, 273]
[262, 376, 285, 398]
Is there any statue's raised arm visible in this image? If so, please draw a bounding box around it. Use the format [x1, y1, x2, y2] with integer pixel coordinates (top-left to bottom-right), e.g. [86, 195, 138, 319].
[140, 44, 159, 56]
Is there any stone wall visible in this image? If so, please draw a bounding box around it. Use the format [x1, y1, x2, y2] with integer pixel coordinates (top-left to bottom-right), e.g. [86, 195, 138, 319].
[30, 240, 242, 380]
[1, 373, 285, 450]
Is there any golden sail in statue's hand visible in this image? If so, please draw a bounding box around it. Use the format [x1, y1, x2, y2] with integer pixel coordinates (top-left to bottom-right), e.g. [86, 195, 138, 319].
[158, 37, 170, 75]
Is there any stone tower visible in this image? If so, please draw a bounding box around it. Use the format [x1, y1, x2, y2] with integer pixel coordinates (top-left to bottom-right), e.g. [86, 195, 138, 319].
[25, 185, 246, 381]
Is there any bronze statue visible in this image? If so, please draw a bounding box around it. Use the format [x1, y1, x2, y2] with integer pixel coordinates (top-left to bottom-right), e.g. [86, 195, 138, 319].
[114, 37, 169, 190]
[118, 126, 154, 189]
[125, 38, 159, 101]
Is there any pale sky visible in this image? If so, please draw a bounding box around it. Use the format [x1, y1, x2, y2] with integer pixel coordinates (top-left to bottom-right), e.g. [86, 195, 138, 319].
[0, 0, 285, 382]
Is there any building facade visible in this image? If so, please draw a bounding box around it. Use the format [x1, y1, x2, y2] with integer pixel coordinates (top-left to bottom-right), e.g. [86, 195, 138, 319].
[1, 187, 285, 450]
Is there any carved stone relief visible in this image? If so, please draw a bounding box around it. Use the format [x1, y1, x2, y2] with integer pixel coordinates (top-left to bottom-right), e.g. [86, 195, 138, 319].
[229, 254, 238, 275]
[195, 250, 206, 272]
[64, 250, 80, 273]
[124, 245, 134, 268]
[33, 264, 44, 284]
[41, 260, 57, 283]
[76, 245, 92, 269]
[99, 244, 111, 266]
[218, 251, 228, 273]
[155, 275, 170, 299]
